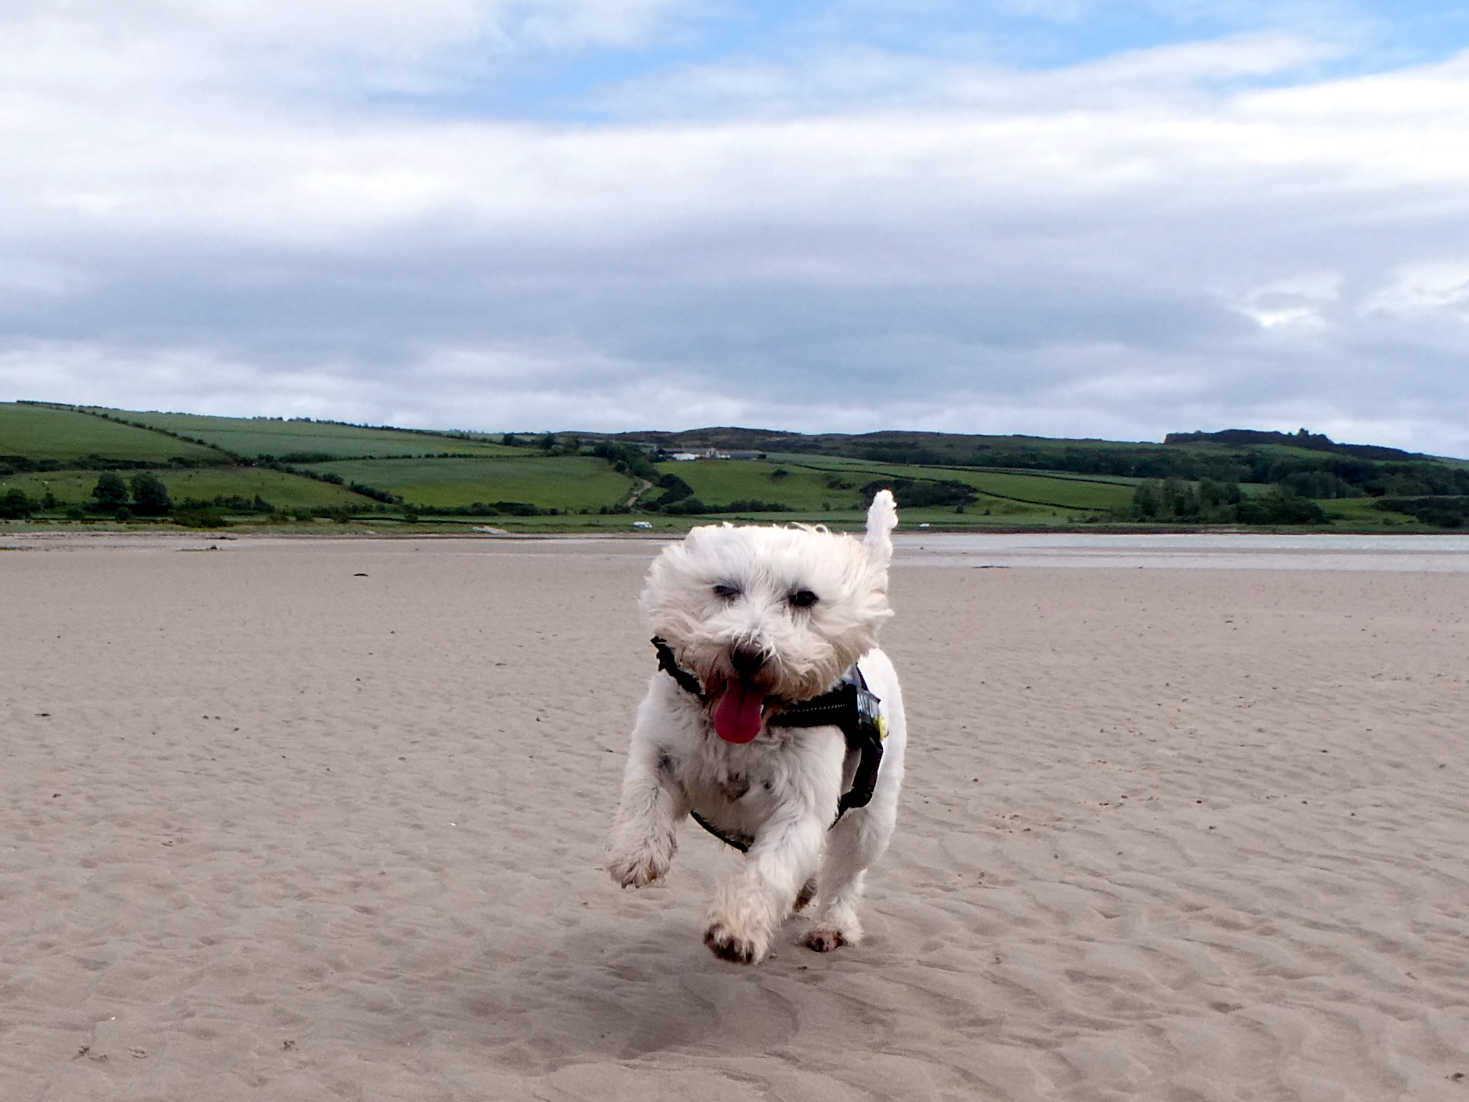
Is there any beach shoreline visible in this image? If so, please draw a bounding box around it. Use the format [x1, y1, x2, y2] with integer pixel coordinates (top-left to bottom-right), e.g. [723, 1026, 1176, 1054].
[2, 537, 1466, 1099]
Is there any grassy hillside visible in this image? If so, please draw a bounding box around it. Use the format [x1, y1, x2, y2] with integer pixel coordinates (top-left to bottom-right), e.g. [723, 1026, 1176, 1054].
[3, 401, 1465, 530]
[1, 466, 374, 511]
[0, 403, 223, 464]
[659, 457, 1139, 516]
[656, 460, 844, 511]
[301, 456, 636, 512]
[101, 409, 516, 459]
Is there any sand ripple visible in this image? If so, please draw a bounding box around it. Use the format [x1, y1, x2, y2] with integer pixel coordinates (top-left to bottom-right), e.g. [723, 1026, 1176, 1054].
[2, 541, 1466, 1099]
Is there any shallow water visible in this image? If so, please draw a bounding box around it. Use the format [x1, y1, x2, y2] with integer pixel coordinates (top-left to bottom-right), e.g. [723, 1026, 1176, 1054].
[897, 531, 1469, 571]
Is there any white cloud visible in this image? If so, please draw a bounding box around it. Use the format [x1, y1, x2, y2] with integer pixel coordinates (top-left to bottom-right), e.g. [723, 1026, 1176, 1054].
[1237, 271, 1342, 331]
[1363, 261, 1469, 321]
[0, 0, 692, 109]
[599, 30, 1349, 120]
[2, 4, 1469, 454]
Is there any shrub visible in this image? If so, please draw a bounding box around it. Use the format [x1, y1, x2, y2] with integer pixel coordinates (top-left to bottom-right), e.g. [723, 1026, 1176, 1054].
[1374, 496, 1469, 528]
[345, 481, 395, 503]
[660, 497, 710, 514]
[129, 472, 173, 516]
[652, 474, 695, 509]
[0, 488, 34, 518]
[279, 452, 335, 463]
[487, 500, 542, 516]
[173, 508, 231, 529]
[592, 442, 659, 480]
[1237, 490, 1328, 525]
[860, 478, 975, 508]
[92, 472, 129, 511]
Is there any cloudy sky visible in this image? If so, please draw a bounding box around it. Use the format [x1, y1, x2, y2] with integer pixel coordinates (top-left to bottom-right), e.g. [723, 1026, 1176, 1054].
[4, 1, 1468, 455]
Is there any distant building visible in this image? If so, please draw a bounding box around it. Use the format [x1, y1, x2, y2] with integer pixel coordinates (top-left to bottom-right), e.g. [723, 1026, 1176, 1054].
[668, 448, 767, 461]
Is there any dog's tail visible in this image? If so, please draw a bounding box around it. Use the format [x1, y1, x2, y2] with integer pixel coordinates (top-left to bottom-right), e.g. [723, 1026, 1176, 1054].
[863, 489, 898, 570]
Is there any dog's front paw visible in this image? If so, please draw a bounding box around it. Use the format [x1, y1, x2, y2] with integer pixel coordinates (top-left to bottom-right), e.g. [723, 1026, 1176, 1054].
[704, 919, 767, 965]
[607, 846, 671, 889]
[803, 921, 861, 952]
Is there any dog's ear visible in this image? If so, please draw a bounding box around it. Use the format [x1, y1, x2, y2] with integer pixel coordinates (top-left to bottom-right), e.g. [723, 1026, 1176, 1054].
[863, 490, 898, 570]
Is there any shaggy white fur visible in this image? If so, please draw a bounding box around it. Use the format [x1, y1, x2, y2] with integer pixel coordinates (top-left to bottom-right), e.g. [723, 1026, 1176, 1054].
[607, 491, 907, 964]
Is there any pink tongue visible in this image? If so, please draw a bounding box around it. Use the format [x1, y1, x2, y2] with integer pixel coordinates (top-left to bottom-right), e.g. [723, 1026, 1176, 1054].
[714, 681, 765, 743]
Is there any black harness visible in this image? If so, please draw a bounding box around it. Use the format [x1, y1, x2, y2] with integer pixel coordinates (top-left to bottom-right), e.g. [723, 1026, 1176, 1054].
[650, 636, 887, 852]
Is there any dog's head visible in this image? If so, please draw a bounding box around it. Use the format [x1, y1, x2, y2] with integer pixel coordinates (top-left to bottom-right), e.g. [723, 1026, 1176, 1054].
[641, 490, 898, 742]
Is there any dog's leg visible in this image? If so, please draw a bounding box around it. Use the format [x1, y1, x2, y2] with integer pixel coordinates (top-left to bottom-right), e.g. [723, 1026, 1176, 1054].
[607, 743, 687, 888]
[805, 782, 905, 952]
[803, 813, 876, 950]
[607, 689, 691, 888]
[704, 809, 826, 964]
[807, 651, 906, 951]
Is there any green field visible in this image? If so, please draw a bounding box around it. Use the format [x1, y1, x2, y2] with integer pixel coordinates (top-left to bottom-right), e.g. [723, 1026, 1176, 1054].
[89, 408, 518, 459]
[656, 457, 1138, 515]
[656, 460, 856, 510]
[777, 457, 1138, 509]
[302, 456, 637, 511]
[938, 469, 1138, 512]
[0, 466, 374, 509]
[0, 404, 222, 464]
[1321, 497, 1403, 526]
[3, 402, 1461, 530]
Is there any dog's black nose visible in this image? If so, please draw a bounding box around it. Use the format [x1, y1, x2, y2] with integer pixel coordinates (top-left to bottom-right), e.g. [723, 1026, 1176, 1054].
[730, 646, 765, 678]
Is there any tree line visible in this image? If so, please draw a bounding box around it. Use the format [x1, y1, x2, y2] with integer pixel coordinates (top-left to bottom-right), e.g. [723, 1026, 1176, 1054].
[1129, 478, 1328, 525]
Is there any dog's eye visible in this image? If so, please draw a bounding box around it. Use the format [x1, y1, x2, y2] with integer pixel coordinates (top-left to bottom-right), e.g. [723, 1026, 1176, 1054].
[789, 589, 819, 609]
[712, 583, 741, 601]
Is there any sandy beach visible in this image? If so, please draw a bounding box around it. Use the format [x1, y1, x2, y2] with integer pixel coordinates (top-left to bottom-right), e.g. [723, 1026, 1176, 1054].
[2, 532, 1466, 1100]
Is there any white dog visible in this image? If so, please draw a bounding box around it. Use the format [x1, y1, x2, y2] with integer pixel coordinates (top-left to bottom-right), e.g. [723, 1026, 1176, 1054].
[607, 491, 906, 964]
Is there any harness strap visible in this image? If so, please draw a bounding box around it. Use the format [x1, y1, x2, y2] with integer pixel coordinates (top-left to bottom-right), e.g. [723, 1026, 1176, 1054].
[651, 636, 886, 850]
[652, 636, 704, 700]
[690, 811, 753, 853]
